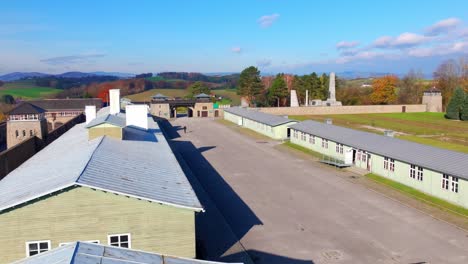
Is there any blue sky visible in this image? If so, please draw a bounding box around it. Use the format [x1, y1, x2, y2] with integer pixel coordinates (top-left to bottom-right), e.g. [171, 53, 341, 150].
[1, 0, 467, 75]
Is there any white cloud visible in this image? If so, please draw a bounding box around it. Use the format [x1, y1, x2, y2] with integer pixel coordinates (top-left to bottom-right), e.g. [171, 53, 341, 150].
[257, 14, 280, 28]
[425, 17, 461, 36]
[336, 41, 360, 49]
[40, 53, 106, 65]
[231, 47, 242, 53]
[372, 36, 394, 48]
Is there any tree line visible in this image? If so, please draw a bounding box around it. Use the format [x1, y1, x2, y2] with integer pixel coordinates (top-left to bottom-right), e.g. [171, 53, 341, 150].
[236, 66, 339, 107]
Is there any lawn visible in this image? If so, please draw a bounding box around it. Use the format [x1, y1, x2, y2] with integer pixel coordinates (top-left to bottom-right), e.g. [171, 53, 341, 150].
[0, 80, 61, 99]
[366, 173, 468, 217]
[125, 88, 241, 105]
[290, 112, 468, 153]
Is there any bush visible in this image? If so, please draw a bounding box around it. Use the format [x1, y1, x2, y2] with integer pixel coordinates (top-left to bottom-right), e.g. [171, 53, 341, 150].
[445, 88, 465, 120]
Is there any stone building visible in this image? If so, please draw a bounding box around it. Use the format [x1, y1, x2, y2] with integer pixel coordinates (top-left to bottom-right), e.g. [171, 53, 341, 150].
[422, 87, 443, 112]
[28, 98, 102, 130]
[6, 103, 48, 149]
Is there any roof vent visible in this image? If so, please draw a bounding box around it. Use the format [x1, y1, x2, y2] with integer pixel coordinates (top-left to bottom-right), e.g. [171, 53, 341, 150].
[85, 105, 96, 124]
[325, 118, 333, 125]
[126, 104, 148, 130]
[384, 130, 394, 137]
[109, 89, 120, 115]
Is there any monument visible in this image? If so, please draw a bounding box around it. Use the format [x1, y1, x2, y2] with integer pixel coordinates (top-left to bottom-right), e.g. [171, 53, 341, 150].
[290, 90, 299, 107]
[308, 72, 342, 106]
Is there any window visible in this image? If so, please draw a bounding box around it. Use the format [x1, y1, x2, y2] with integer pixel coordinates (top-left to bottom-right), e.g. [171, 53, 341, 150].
[108, 234, 131, 248]
[30, 130, 33, 137]
[321, 139, 328, 149]
[384, 157, 394, 172]
[22, 130, 26, 137]
[26, 240, 50, 256]
[293, 130, 298, 139]
[442, 174, 449, 190]
[452, 177, 459, 193]
[202, 106, 207, 110]
[15, 130, 19, 138]
[410, 165, 423, 181]
[443, 174, 459, 193]
[417, 167, 423, 181]
[301, 132, 306, 141]
[309, 135, 315, 144]
[336, 144, 343, 154]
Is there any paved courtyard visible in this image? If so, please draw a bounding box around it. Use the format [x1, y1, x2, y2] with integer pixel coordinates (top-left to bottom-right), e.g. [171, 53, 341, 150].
[166, 117, 468, 264]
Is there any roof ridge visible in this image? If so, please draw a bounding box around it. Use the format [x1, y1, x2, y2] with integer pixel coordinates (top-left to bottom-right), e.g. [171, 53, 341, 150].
[75, 136, 106, 183]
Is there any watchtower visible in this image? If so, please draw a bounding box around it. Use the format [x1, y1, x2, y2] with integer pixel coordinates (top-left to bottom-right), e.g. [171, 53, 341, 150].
[6, 103, 48, 148]
[422, 87, 442, 112]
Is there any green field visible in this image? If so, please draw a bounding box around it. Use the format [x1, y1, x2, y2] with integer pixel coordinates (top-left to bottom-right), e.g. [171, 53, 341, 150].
[0, 80, 61, 99]
[125, 88, 241, 105]
[290, 112, 468, 153]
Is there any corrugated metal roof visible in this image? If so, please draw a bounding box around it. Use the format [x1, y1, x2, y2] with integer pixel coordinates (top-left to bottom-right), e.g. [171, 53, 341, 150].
[0, 115, 202, 212]
[12, 242, 243, 264]
[225, 107, 297, 127]
[290, 120, 468, 179]
[85, 114, 126, 128]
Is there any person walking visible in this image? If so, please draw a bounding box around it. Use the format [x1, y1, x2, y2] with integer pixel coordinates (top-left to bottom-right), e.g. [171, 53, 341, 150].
[183, 126, 187, 134]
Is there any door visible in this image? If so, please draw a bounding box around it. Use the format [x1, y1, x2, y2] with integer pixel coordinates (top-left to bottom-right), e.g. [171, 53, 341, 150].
[344, 149, 353, 165]
[287, 128, 291, 138]
[202, 111, 208, 117]
[367, 154, 372, 171]
[214, 110, 219, 117]
[402, 106, 406, 113]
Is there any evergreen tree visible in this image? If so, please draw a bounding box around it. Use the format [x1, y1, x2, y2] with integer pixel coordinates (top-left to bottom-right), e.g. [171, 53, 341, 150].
[237, 66, 264, 106]
[446, 87, 465, 120]
[461, 95, 468, 121]
[267, 74, 289, 106]
[188, 81, 210, 97]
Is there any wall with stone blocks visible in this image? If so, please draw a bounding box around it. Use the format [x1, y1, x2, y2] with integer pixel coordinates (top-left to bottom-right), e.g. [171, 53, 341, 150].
[257, 104, 427, 116]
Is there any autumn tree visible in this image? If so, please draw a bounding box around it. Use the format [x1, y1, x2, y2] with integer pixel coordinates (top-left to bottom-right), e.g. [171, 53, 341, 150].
[267, 74, 289, 106]
[445, 88, 465, 120]
[370, 75, 398, 105]
[188, 81, 210, 97]
[237, 66, 264, 106]
[434, 57, 468, 109]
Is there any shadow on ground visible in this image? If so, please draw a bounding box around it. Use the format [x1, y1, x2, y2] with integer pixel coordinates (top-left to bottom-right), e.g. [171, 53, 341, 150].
[158, 118, 315, 264]
[223, 250, 315, 264]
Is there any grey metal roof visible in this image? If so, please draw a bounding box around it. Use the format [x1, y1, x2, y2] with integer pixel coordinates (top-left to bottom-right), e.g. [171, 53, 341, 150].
[8, 102, 46, 115]
[85, 114, 126, 128]
[152, 93, 169, 99]
[12, 241, 242, 264]
[195, 93, 210, 98]
[290, 120, 468, 179]
[0, 115, 203, 212]
[28, 98, 103, 111]
[225, 107, 297, 127]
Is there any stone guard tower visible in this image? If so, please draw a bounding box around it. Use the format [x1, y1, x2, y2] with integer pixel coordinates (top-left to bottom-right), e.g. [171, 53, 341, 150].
[6, 103, 48, 149]
[422, 87, 442, 112]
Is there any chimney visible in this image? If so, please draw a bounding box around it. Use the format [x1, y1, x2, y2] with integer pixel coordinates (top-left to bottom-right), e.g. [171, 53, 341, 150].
[325, 118, 333, 125]
[384, 130, 394, 137]
[109, 89, 120, 115]
[125, 104, 148, 130]
[85, 105, 96, 124]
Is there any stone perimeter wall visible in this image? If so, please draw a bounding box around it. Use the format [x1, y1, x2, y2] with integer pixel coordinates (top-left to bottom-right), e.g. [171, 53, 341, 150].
[257, 104, 427, 116]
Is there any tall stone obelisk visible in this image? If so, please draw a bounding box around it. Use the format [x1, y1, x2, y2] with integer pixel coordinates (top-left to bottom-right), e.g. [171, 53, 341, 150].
[329, 72, 336, 101]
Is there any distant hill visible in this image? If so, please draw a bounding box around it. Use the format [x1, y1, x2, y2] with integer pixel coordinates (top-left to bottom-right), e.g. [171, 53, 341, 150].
[0, 71, 135, 81]
[0, 72, 51, 82]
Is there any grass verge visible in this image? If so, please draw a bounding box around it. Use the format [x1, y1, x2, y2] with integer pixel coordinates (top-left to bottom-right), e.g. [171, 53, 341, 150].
[365, 173, 468, 217]
[281, 142, 324, 159]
